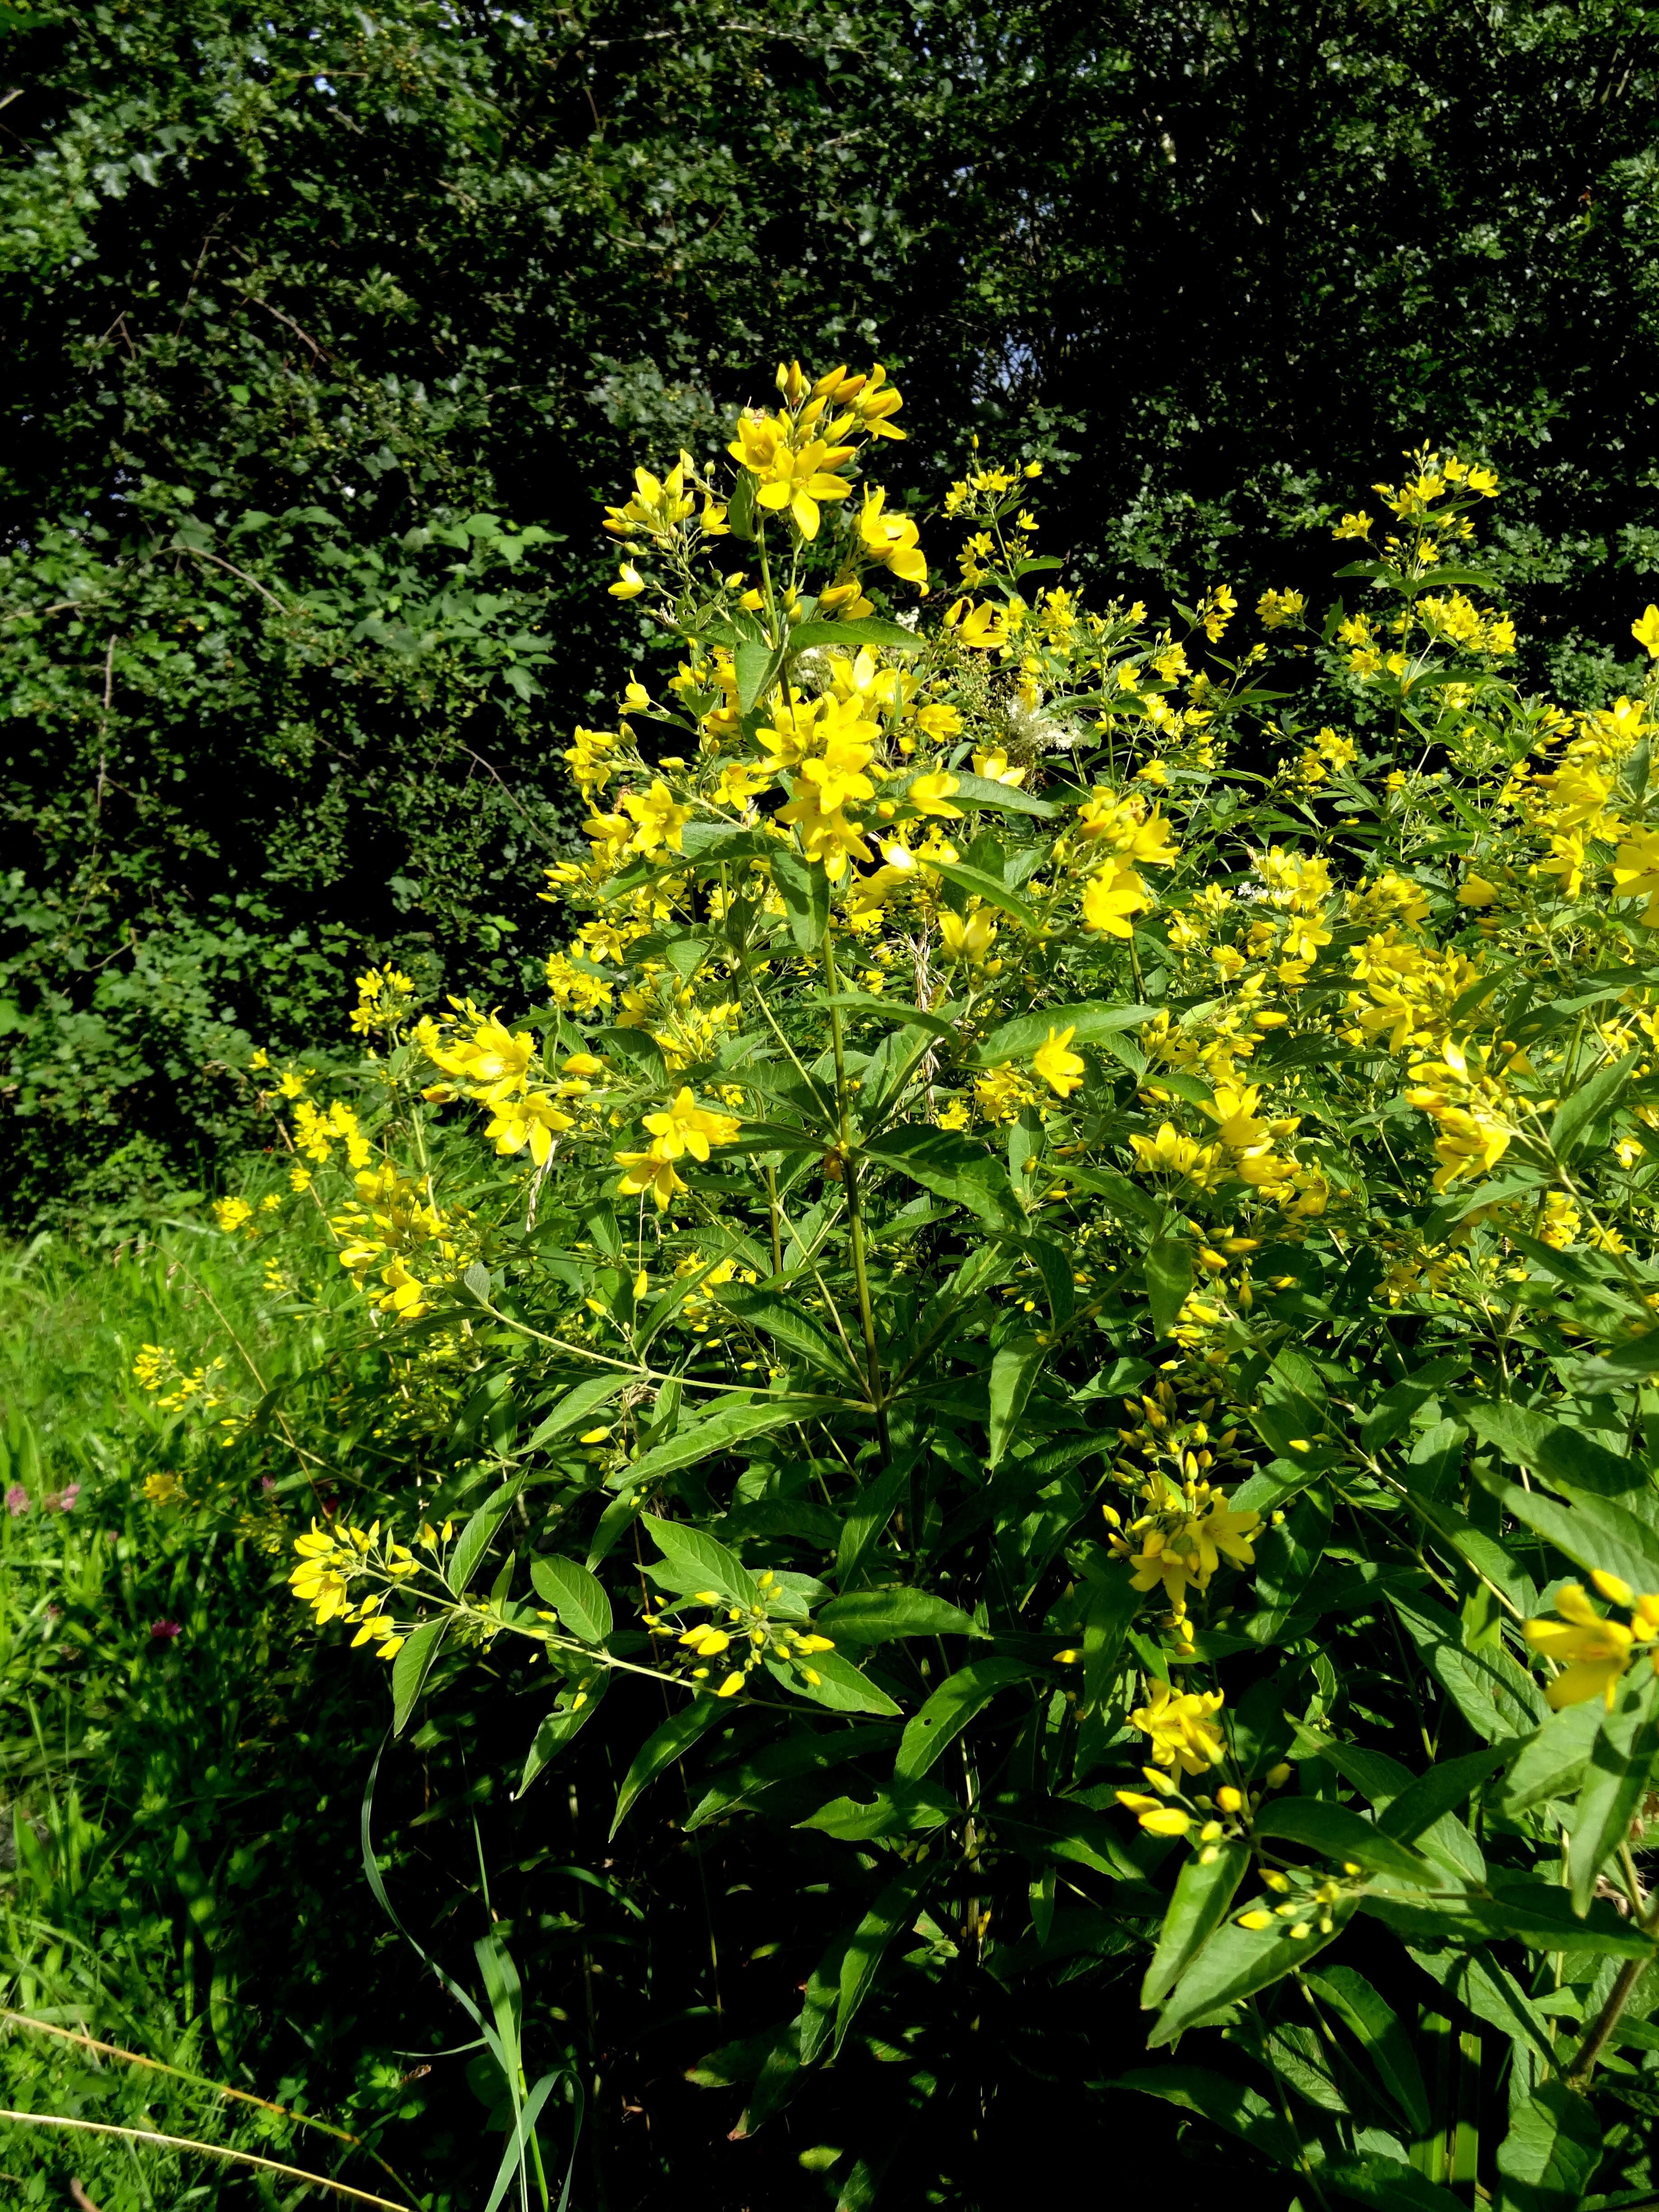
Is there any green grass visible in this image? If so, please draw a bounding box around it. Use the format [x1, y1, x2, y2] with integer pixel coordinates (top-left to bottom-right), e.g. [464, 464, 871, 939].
[0, 1225, 449, 2211]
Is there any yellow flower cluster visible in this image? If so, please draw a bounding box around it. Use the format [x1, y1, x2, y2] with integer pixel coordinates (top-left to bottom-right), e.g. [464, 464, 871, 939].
[290, 1520, 421, 1659]
[642, 1570, 836, 1699]
[1523, 1573, 1659, 1710]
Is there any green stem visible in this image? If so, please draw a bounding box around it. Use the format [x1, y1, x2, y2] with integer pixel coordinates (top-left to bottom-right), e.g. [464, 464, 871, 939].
[821, 928, 891, 1466]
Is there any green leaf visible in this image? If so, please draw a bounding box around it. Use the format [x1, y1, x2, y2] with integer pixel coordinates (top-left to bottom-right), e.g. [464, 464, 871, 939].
[989, 1335, 1045, 1468]
[1496, 2082, 1603, 2212]
[1387, 1590, 1546, 1740]
[860, 1125, 1023, 1232]
[684, 1722, 896, 1831]
[1547, 1051, 1636, 1164]
[815, 1589, 985, 1644]
[391, 1618, 448, 1738]
[1251, 1798, 1433, 1882]
[1486, 1476, 1659, 1598]
[523, 1373, 629, 1451]
[818, 990, 961, 1042]
[1317, 2156, 1468, 2212]
[528, 1555, 614, 1643]
[1141, 1842, 1251, 2009]
[450, 1481, 520, 1593]
[834, 1457, 909, 1585]
[611, 1696, 724, 1837]
[774, 1647, 902, 1717]
[464, 1258, 493, 1304]
[735, 637, 779, 713]
[642, 1515, 759, 1606]
[609, 1393, 848, 1492]
[893, 1657, 1036, 1780]
[518, 1673, 607, 1794]
[834, 1865, 935, 2054]
[1148, 1898, 1355, 2046]
[1567, 1675, 1659, 1915]
[1361, 1882, 1654, 1956]
[968, 1002, 1155, 1067]
[1144, 1236, 1193, 1340]
[944, 773, 1058, 818]
[771, 844, 830, 951]
[1500, 1701, 1603, 1814]
[1080, 1566, 1141, 1714]
[712, 1286, 853, 1378]
[1467, 1400, 1644, 1501]
[923, 857, 1042, 933]
[1307, 1965, 1431, 2135]
[1115, 2064, 1298, 2166]
[788, 616, 922, 653]
[1377, 1743, 1512, 1848]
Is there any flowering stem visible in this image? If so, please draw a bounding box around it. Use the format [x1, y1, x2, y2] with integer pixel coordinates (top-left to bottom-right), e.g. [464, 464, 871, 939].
[820, 928, 890, 1464]
[1567, 1867, 1659, 2085]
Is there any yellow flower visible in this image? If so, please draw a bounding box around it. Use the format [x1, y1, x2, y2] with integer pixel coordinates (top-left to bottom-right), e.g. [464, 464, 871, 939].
[1523, 1581, 1643, 1709]
[727, 414, 855, 539]
[484, 1093, 574, 1167]
[1257, 587, 1306, 628]
[1613, 826, 1659, 927]
[775, 790, 870, 881]
[213, 1196, 254, 1235]
[938, 908, 998, 965]
[609, 563, 646, 599]
[620, 780, 692, 856]
[1131, 1681, 1227, 1775]
[1129, 1123, 1220, 1186]
[426, 1012, 535, 1093]
[1458, 873, 1500, 908]
[857, 486, 928, 587]
[949, 600, 1008, 651]
[907, 771, 963, 819]
[970, 749, 1026, 787]
[1031, 1024, 1085, 1097]
[642, 1087, 742, 1162]
[1082, 860, 1152, 937]
[1633, 606, 1659, 659]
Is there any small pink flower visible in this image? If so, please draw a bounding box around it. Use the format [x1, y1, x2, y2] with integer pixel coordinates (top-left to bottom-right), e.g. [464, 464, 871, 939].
[5, 1486, 28, 1518]
[147, 1620, 183, 1644]
[58, 1484, 80, 1513]
[261, 1476, 277, 1496]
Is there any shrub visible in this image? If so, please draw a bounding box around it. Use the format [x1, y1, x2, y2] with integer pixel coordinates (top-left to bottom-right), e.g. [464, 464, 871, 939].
[104, 368, 1659, 2203]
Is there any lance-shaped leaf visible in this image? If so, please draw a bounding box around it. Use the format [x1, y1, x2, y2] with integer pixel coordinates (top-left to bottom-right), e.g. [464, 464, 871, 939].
[1485, 1476, 1659, 1598]
[611, 1695, 728, 1836]
[711, 1286, 856, 1379]
[450, 1480, 522, 1593]
[1148, 1897, 1356, 2047]
[1567, 1675, 1659, 1915]
[1251, 1798, 1434, 1883]
[770, 844, 829, 951]
[968, 1001, 1156, 1067]
[1115, 2065, 1298, 2167]
[770, 1648, 901, 1717]
[859, 1125, 1024, 1231]
[1141, 1842, 1251, 2009]
[1307, 1964, 1431, 2136]
[1500, 1701, 1602, 1815]
[834, 1864, 937, 2053]
[1144, 1236, 1193, 1340]
[518, 1673, 607, 1795]
[391, 1617, 448, 1738]
[815, 1588, 984, 1644]
[608, 1392, 850, 1493]
[894, 1657, 1036, 1780]
[989, 1334, 1045, 1468]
